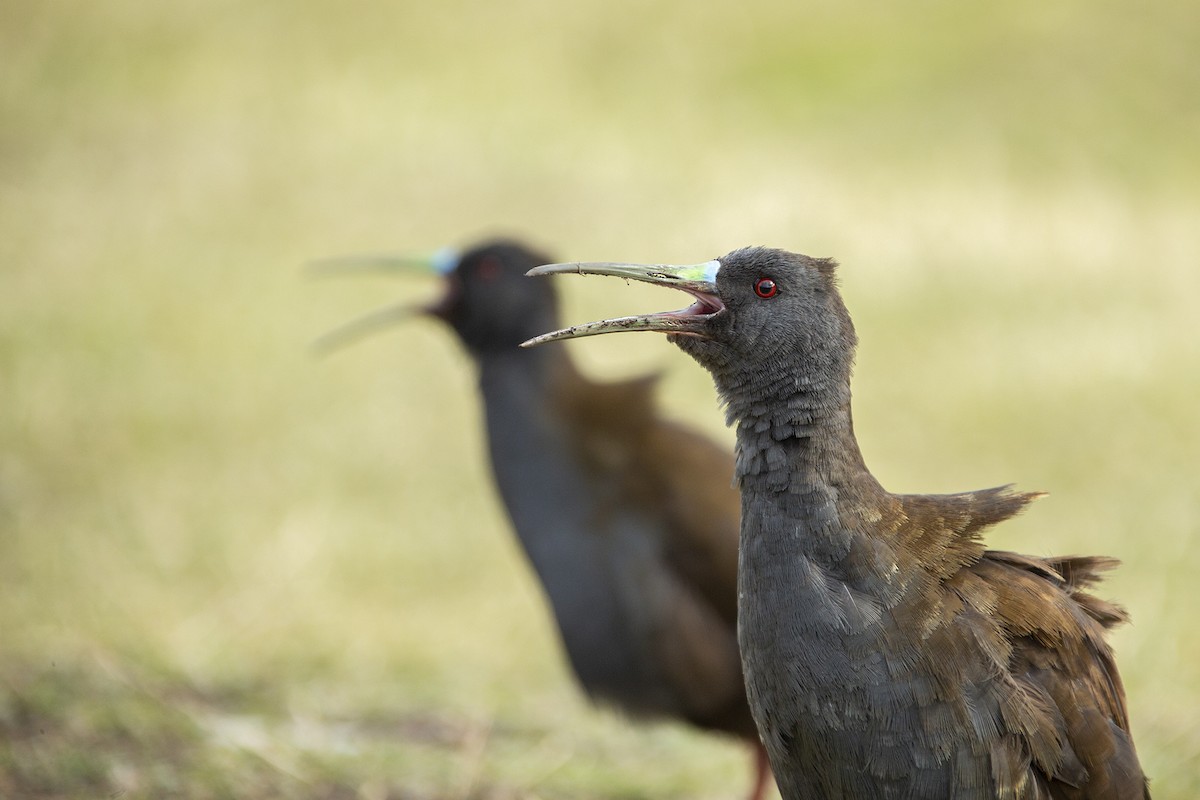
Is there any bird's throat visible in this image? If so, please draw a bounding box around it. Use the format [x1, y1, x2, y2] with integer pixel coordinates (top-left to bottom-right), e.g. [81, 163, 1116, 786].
[728, 371, 894, 586]
[726, 372, 871, 492]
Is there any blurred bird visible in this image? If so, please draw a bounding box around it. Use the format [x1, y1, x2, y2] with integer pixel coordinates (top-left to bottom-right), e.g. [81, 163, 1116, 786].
[526, 247, 1149, 799]
[315, 239, 772, 798]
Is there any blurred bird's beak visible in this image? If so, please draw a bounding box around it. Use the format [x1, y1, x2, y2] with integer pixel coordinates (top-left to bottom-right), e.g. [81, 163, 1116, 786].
[521, 260, 723, 347]
[307, 247, 460, 278]
[310, 303, 418, 355]
[308, 247, 461, 355]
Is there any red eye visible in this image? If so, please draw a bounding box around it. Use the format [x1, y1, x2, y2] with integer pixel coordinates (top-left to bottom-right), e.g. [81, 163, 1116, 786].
[476, 255, 501, 282]
[754, 277, 778, 298]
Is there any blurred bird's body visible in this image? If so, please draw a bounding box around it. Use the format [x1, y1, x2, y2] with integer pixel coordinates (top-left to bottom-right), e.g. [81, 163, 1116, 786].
[319, 240, 769, 796]
[468, 313, 748, 732]
[527, 247, 1149, 800]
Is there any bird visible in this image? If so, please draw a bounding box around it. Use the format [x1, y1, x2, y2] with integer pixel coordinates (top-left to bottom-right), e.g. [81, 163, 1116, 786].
[524, 247, 1149, 799]
[316, 239, 773, 799]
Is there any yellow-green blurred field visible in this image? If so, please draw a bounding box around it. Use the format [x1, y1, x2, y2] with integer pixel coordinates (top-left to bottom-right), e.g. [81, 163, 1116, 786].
[3, 1, 1198, 797]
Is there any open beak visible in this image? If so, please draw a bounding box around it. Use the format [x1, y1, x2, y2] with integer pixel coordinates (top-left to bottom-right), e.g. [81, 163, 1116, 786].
[308, 247, 460, 355]
[520, 260, 723, 347]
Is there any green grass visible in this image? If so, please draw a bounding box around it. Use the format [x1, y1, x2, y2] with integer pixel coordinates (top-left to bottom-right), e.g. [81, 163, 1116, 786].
[3, 0, 1198, 796]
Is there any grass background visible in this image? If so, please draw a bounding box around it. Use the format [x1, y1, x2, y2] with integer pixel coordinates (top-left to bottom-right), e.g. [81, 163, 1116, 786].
[3, 0, 1198, 796]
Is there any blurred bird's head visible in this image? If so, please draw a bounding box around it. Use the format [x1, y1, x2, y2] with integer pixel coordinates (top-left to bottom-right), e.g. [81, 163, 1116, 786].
[312, 239, 558, 357]
[431, 241, 560, 354]
[523, 247, 857, 395]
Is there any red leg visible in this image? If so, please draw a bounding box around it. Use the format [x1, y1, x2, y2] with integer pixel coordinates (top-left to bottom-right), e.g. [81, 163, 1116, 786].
[746, 740, 773, 800]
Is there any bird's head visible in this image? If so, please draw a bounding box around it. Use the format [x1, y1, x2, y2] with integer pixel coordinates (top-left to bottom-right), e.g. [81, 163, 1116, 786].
[312, 239, 558, 356]
[431, 241, 560, 353]
[524, 247, 857, 394]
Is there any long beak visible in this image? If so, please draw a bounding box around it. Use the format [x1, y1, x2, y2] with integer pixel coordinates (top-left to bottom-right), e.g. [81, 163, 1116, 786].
[310, 303, 418, 355]
[308, 247, 461, 355]
[307, 246, 460, 278]
[521, 260, 723, 347]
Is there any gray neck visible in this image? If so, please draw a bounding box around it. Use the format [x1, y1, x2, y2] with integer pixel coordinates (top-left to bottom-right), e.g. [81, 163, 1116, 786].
[722, 366, 893, 590]
[475, 345, 580, 562]
[724, 368, 870, 489]
[474, 344, 622, 596]
[472, 344, 664, 701]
